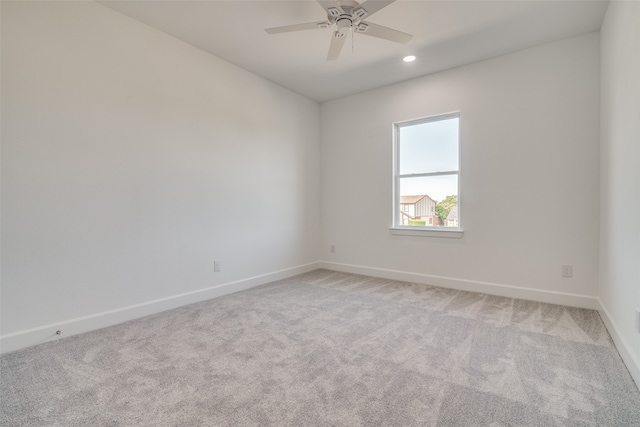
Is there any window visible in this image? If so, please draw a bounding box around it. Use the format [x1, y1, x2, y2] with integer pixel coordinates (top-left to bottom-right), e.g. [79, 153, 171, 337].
[392, 112, 462, 237]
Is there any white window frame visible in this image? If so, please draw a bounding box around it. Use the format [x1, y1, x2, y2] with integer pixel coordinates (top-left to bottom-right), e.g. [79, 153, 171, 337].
[390, 112, 463, 238]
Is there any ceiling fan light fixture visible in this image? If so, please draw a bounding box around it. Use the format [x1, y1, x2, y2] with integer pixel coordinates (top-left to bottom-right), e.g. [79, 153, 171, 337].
[403, 55, 416, 63]
[336, 16, 352, 35]
[265, 0, 413, 61]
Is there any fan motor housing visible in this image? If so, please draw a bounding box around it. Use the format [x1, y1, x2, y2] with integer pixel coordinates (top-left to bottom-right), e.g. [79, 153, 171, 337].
[327, 0, 360, 23]
[335, 16, 352, 35]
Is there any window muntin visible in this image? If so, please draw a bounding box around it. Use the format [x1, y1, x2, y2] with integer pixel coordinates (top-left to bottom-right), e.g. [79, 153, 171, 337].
[394, 113, 460, 230]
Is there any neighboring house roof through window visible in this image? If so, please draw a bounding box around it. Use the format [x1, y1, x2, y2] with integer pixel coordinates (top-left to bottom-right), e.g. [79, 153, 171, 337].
[400, 195, 432, 204]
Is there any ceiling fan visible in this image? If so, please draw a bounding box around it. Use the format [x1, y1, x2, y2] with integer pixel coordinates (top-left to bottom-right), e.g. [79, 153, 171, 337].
[265, 0, 412, 61]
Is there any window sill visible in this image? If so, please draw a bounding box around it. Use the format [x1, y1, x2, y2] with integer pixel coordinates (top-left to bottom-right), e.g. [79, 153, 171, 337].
[389, 227, 464, 238]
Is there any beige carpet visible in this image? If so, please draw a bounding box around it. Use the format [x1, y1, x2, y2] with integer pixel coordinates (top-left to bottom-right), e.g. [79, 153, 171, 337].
[2, 269, 639, 426]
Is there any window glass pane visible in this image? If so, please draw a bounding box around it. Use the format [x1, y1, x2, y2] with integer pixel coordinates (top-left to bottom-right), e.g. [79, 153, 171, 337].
[399, 175, 459, 227]
[399, 117, 458, 174]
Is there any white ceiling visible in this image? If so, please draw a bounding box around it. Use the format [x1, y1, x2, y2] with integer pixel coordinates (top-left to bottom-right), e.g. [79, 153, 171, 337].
[99, 0, 609, 103]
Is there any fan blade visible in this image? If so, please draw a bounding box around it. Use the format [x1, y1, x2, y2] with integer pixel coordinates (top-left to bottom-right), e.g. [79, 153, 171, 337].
[327, 32, 347, 61]
[352, 0, 396, 20]
[265, 21, 328, 34]
[355, 21, 412, 44]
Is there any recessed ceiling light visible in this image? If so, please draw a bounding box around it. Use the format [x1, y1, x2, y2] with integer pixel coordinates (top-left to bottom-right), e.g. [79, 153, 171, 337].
[403, 55, 416, 63]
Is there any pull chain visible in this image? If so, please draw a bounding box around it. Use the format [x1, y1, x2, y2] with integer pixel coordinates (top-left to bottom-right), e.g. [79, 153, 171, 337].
[351, 29, 354, 54]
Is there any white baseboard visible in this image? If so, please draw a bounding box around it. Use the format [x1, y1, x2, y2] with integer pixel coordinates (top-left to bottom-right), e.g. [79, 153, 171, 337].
[597, 299, 640, 388]
[319, 261, 599, 310]
[0, 262, 320, 355]
[5, 261, 637, 390]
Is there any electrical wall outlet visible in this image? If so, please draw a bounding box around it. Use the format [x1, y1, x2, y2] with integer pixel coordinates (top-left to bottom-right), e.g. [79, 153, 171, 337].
[561, 265, 573, 278]
[214, 260, 222, 272]
[330, 245, 336, 253]
[635, 309, 640, 333]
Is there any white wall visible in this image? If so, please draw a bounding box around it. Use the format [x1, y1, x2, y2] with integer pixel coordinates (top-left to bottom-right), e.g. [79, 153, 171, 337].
[1, 1, 320, 351]
[599, 0, 640, 384]
[321, 33, 601, 306]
